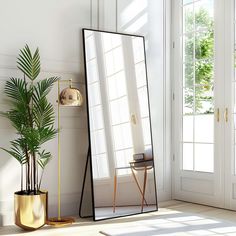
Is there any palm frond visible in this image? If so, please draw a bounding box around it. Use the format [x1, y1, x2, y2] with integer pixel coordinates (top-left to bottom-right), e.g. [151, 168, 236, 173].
[38, 127, 57, 145]
[1, 142, 27, 165]
[33, 98, 55, 128]
[37, 150, 52, 169]
[17, 45, 40, 81]
[4, 78, 30, 104]
[33, 77, 59, 100]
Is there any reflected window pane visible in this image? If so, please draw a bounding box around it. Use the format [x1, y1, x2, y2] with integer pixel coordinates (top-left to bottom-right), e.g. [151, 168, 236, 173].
[94, 130, 107, 154]
[92, 156, 99, 179]
[87, 59, 99, 84]
[138, 86, 149, 118]
[132, 37, 145, 63]
[115, 149, 133, 175]
[88, 82, 101, 107]
[91, 106, 104, 130]
[85, 35, 96, 60]
[102, 33, 122, 52]
[183, 143, 193, 170]
[105, 47, 124, 76]
[108, 71, 127, 100]
[183, 115, 193, 142]
[142, 118, 151, 146]
[113, 123, 133, 150]
[195, 114, 214, 143]
[97, 154, 109, 178]
[135, 62, 147, 88]
[110, 97, 130, 125]
[195, 143, 214, 172]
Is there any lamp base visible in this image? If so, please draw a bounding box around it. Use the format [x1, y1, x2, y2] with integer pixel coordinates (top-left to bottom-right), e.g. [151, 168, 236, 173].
[47, 217, 75, 227]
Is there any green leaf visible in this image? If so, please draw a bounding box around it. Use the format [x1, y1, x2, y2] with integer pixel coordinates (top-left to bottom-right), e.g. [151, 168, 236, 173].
[37, 150, 52, 169]
[17, 45, 40, 81]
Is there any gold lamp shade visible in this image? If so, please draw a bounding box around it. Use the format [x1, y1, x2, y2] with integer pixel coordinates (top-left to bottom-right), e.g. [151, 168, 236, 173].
[59, 86, 83, 106]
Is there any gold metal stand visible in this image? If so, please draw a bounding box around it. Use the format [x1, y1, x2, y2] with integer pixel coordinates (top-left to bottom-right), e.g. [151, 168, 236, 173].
[47, 79, 82, 227]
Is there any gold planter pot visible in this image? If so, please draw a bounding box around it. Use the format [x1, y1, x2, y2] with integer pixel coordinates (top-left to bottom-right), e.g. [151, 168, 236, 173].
[14, 191, 48, 230]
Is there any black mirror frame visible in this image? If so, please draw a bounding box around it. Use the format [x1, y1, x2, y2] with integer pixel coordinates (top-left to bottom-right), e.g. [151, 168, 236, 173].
[82, 28, 158, 221]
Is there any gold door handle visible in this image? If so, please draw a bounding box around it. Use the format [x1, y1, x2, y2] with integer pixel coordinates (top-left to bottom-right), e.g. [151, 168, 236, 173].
[224, 108, 228, 122]
[216, 108, 220, 122]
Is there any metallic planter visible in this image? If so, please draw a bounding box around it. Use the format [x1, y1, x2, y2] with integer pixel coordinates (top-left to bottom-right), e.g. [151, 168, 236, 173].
[14, 191, 48, 230]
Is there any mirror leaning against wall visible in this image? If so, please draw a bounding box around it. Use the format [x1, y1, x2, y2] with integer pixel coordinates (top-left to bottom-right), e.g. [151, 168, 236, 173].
[82, 28, 158, 220]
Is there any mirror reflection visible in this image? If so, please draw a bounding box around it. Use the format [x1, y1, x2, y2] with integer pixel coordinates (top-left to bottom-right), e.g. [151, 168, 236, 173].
[83, 29, 158, 220]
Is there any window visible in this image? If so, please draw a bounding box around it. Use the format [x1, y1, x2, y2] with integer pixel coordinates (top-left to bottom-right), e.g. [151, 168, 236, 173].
[182, 0, 214, 172]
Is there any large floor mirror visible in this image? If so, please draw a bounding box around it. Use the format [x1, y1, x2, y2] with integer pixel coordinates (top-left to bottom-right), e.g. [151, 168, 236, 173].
[82, 29, 158, 220]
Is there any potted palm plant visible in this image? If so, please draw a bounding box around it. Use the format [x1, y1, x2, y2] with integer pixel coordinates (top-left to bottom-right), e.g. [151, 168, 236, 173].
[0, 45, 58, 230]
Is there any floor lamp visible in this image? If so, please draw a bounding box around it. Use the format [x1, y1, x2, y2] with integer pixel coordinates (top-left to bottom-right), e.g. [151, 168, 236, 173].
[47, 79, 83, 227]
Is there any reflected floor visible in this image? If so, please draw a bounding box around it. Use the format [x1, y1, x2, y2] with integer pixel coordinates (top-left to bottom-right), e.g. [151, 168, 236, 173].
[95, 205, 157, 220]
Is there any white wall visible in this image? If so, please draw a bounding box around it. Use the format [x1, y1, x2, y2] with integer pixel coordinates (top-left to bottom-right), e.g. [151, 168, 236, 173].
[0, 0, 171, 226]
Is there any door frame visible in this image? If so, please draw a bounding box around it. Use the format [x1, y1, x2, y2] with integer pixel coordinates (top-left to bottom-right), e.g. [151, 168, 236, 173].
[171, 0, 226, 208]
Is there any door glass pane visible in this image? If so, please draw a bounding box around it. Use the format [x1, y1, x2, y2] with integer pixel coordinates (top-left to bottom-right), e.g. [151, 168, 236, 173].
[183, 143, 194, 170]
[195, 144, 214, 172]
[182, 0, 214, 172]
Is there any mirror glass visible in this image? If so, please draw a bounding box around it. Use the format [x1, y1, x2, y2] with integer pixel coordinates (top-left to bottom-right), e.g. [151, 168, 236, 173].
[83, 29, 158, 220]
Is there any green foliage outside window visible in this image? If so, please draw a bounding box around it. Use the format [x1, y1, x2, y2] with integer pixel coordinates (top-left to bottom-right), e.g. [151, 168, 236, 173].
[184, 7, 214, 114]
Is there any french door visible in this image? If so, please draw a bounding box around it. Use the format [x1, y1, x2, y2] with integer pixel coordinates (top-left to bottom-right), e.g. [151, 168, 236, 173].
[173, 0, 236, 209]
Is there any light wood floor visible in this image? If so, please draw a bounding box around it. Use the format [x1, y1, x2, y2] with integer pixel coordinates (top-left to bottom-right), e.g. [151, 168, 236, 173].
[2, 201, 236, 235]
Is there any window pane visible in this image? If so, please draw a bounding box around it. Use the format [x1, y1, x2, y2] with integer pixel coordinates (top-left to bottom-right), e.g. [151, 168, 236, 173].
[183, 34, 194, 63]
[183, 87, 194, 115]
[183, 0, 193, 5]
[195, 59, 213, 85]
[234, 82, 236, 112]
[195, 32, 214, 60]
[195, 114, 214, 143]
[183, 62, 194, 88]
[183, 3, 194, 33]
[195, 85, 214, 114]
[183, 115, 193, 142]
[195, 0, 214, 32]
[183, 143, 193, 170]
[195, 144, 214, 172]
